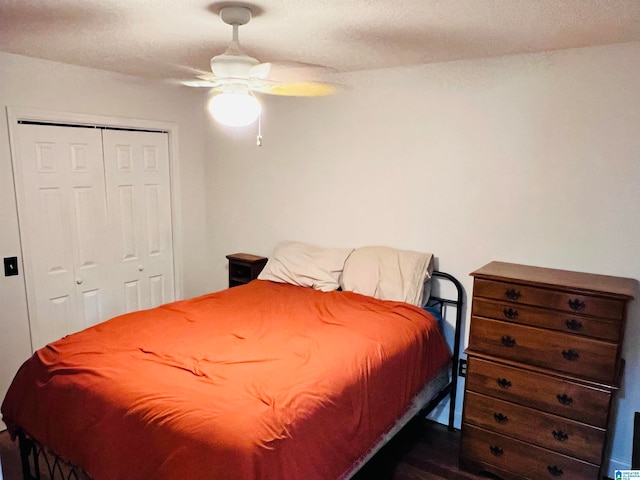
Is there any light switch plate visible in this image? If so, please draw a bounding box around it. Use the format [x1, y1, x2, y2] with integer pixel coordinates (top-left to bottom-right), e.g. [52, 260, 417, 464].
[4, 256, 18, 276]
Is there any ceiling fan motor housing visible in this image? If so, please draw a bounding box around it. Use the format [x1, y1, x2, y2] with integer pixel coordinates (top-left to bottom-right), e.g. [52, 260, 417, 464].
[210, 50, 259, 78]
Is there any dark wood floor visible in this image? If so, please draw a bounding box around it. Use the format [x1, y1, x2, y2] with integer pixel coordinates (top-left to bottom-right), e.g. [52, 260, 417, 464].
[396, 420, 498, 480]
[353, 418, 496, 480]
[0, 420, 493, 480]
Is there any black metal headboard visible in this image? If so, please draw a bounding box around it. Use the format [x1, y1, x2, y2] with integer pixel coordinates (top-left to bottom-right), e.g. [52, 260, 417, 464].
[422, 270, 464, 431]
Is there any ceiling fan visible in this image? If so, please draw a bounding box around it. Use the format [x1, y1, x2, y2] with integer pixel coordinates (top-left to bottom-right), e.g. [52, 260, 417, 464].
[184, 5, 338, 128]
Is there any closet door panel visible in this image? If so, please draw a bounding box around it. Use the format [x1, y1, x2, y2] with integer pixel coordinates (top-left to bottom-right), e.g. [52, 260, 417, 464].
[149, 275, 166, 307]
[103, 130, 174, 311]
[39, 187, 73, 276]
[15, 124, 115, 350]
[124, 280, 142, 312]
[115, 185, 139, 261]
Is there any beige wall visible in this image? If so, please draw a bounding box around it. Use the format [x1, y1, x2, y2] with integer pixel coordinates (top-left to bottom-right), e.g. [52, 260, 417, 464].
[205, 42, 640, 475]
[0, 52, 212, 424]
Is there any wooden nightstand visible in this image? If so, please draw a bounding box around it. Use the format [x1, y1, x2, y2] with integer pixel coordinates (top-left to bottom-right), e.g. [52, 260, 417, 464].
[226, 253, 268, 287]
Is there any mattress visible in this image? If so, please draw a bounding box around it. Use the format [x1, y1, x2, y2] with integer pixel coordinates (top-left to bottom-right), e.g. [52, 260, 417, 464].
[2, 280, 451, 480]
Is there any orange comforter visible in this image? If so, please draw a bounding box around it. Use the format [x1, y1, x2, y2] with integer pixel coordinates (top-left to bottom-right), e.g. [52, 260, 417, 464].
[2, 280, 450, 480]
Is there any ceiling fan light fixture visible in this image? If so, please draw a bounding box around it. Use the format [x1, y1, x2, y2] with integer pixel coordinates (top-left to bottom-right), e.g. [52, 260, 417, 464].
[208, 92, 262, 127]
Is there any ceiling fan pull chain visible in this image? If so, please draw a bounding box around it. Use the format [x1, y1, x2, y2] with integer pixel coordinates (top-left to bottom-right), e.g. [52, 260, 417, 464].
[256, 114, 263, 147]
[251, 90, 262, 147]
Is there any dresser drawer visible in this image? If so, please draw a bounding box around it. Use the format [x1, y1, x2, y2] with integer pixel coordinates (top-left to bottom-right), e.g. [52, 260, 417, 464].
[460, 424, 600, 480]
[463, 391, 605, 464]
[472, 297, 621, 342]
[465, 357, 611, 428]
[473, 278, 626, 320]
[469, 317, 619, 383]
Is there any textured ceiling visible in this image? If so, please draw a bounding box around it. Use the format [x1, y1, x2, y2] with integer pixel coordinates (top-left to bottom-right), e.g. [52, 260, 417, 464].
[1, 0, 640, 84]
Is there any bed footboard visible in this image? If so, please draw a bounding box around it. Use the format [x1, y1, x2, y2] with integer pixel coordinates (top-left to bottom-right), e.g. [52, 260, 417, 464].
[18, 431, 92, 480]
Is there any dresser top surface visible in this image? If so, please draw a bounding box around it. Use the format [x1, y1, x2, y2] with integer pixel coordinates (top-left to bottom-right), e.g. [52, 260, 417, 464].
[471, 261, 637, 299]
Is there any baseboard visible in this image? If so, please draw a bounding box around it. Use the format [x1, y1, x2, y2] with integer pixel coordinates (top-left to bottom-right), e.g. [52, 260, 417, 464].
[425, 402, 463, 430]
[607, 455, 631, 478]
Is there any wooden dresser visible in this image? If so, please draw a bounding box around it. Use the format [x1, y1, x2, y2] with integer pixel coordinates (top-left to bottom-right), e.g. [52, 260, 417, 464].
[460, 261, 636, 480]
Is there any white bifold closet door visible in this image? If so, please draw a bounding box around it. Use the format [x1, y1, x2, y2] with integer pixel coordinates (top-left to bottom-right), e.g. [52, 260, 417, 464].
[14, 123, 174, 351]
[102, 129, 174, 313]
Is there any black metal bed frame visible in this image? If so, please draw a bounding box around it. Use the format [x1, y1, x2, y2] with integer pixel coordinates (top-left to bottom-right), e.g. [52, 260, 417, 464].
[16, 270, 465, 480]
[421, 270, 465, 431]
[18, 430, 91, 480]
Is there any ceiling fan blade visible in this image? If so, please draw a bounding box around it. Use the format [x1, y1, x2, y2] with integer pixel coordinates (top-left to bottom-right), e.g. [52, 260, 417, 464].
[259, 61, 336, 83]
[183, 76, 257, 91]
[183, 80, 217, 88]
[249, 62, 272, 80]
[254, 81, 339, 97]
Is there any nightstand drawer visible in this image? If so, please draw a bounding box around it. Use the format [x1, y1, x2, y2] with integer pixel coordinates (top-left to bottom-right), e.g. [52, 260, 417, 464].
[473, 279, 625, 320]
[469, 317, 618, 383]
[465, 357, 611, 428]
[461, 424, 600, 480]
[229, 263, 252, 282]
[463, 391, 605, 464]
[472, 298, 621, 342]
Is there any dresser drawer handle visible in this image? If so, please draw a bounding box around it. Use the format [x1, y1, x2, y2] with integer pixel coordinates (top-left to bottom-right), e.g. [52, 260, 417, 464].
[547, 465, 564, 477]
[493, 412, 509, 424]
[565, 319, 583, 332]
[556, 393, 573, 405]
[568, 298, 586, 311]
[501, 336, 517, 347]
[505, 288, 521, 300]
[562, 349, 579, 361]
[503, 308, 519, 320]
[552, 430, 569, 442]
[497, 378, 512, 389]
[490, 445, 504, 457]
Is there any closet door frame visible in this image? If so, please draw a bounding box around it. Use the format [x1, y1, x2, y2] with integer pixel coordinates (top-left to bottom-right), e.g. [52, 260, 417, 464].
[7, 107, 184, 350]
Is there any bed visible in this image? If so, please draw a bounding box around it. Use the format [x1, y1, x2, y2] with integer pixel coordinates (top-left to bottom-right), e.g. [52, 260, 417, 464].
[1, 243, 464, 480]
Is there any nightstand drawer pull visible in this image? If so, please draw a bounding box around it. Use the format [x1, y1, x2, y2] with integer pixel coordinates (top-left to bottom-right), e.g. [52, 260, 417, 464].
[552, 430, 569, 442]
[547, 465, 564, 477]
[503, 308, 519, 320]
[230, 266, 251, 280]
[493, 412, 509, 424]
[556, 393, 573, 405]
[562, 349, 579, 361]
[505, 288, 521, 300]
[497, 378, 512, 389]
[501, 335, 517, 347]
[490, 445, 504, 457]
[568, 298, 586, 311]
[565, 318, 583, 331]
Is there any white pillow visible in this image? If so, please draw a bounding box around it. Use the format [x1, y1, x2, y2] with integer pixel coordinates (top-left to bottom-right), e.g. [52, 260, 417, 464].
[340, 246, 434, 306]
[258, 241, 354, 292]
